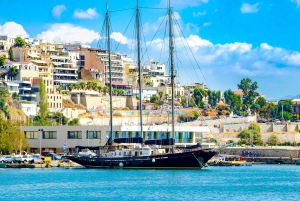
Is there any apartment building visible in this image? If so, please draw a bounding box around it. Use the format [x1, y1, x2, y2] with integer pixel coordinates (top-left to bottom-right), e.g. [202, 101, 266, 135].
[0, 35, 15, 51]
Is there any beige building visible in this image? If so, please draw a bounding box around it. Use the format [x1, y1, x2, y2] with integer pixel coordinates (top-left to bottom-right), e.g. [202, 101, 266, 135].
[22, 125, 209, 153]
[0, 35, 15, 51]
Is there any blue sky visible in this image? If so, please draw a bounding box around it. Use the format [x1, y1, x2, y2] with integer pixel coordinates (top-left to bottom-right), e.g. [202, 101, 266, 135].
[1, 0, 300, 100]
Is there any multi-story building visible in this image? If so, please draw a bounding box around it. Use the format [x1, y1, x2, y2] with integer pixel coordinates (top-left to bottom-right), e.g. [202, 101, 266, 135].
[0, 35, 15, 52]
[51, 54, 78, 88]
[0, 81, 19, 95]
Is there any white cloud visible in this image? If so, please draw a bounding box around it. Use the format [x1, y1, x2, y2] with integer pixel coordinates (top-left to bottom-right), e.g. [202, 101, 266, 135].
[291, 0, 300, 8]
[52, 5, 67, 18]
[202, 22, 211, 27]
[110, 32, 129, 45]
[0, 22, 29, 37]
[260, 43, 273, 50]
[193, 11, 206, 17]
[73, 8, 99, 19]
[36, 23, 100, 44]
[240, 3, 259, 13]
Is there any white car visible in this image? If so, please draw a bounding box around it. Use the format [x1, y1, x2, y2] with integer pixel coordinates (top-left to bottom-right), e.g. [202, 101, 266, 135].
[33, 154, 44, 164]
[0, 155, 13, 163]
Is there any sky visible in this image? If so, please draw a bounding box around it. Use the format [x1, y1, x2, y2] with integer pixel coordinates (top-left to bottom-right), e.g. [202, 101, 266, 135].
[1, 0, 300, 100]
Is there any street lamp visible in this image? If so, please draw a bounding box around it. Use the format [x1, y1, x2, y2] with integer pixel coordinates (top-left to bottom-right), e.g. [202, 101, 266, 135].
[38, 129, 43, 155]
[281, 100, 285, 121]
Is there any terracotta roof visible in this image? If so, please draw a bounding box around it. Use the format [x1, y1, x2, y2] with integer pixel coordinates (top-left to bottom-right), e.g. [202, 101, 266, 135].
[233, 90, 243, 95]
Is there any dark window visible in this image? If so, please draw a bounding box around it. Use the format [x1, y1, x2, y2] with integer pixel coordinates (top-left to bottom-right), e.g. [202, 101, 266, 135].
[86, 131, 101, 139]
[43, 131, 57, 139]
[68, 131, 82, 139]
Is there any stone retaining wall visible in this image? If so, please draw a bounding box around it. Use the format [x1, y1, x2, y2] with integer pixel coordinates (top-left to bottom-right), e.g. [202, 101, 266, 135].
[220, 147, 300, 158]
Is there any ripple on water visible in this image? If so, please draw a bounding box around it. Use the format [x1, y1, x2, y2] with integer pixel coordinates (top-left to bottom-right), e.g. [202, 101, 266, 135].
[0, 165, 300, 201]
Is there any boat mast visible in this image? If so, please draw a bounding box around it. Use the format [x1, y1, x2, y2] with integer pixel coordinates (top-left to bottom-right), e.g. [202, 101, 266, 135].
[169, 0, 175, 143]
[106, 0, 113, 139]
[136, 0, 143, 136]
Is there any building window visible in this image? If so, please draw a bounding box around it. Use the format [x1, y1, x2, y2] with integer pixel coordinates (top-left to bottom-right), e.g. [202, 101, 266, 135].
[43, 131, 57, 139]
[25, 131, 38, 139]
[30, 148, 38, 153]
[86, 131, 101, 139]
[68, 131, 82, 139]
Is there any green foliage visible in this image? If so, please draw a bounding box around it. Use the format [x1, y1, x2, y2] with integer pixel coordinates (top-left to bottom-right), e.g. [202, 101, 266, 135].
[193, 87, 206, 107]
[210, 138, 217, 143]
[207, 90, 220, 108]
[39, 79, 49, 119]
[9, 65, 18, 80]
[48, 112, 68, 125]
[277, 100, 293, 120]
[180, 96, 187, 106]
[158, 91, 163, 100]
[12, 92, 19, 100]
[0, 55, 5, 66]
[68, 118, 80, 126]
[178, 110, 199, 122]
[237, 78, 259, 110]
[8, 47, 13, 61]
[223, 89, 242, 113]
[0, 88, 11, 120]
[0, 117, 28, 154]
[150, 94, 158, 103]
[14, 36, 27, 47]
[255, 96, 266, 108]
[237, 123, 262, 145]
[267, 134, 280, 146]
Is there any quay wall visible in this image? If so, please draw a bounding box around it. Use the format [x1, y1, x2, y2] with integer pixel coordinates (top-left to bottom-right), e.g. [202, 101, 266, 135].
[220, 147, 300, 158]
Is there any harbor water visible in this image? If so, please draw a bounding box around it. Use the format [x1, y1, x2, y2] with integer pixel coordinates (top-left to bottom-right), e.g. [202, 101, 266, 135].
[1, 165, 300, 201]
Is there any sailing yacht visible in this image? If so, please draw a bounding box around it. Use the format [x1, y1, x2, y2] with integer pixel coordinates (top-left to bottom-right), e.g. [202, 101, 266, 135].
[67, 0, 217, 169]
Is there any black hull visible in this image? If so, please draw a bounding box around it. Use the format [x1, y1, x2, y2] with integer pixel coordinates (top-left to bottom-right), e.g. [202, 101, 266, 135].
[67, 149, 216, 169]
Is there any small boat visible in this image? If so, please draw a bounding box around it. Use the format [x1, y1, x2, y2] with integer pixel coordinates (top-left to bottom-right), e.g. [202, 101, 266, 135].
[208, 155, 251, 166]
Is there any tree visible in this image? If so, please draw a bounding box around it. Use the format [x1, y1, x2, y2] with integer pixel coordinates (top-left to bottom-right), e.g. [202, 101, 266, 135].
[0, 88, 11, 120]
[193, 87, 205, 107]
[207, 90, 220, 108]
[56, 86, 63, 94]
[237, 78, 259, 110]
[255, 96, 266, 109]
[158, 91, 163, 100]
[0, 55, 5, 67]
[0, 117, 28, 154]
[68, 118, 80, 126]
[39, 79, 49, 120]
[224, 89, 243, 113]
[12, 92, 19, 100]
[14, 36, 27, 47]
[267, 134, 280, 146]
[150, 94, 158, 103]
[237, 123, 263, 146]
[277, 100, 293, 120]
[180, 96, 187, 106]
[9, 65, 18, 80]
[8, 46, 14, 61]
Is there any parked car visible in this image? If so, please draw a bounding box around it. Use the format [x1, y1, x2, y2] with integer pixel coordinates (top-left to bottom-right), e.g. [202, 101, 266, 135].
[33, 154, 44, 164]
[0, 155, 13, 163]
[45, 153, 62, 160]
[41, 151, 54, 156]
[22, 155, 34, 163]
[257, 119, 266, 123]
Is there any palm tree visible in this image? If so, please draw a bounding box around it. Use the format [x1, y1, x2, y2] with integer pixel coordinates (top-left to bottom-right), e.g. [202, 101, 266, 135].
[79, 82, 86, 90]
[158, 91, 163, 100]
[67, 83, 74, 92]
[97, 85, 103, 94]
[113, 88, 118, 96]
[165, 93, 169, 100]
[102, 86, 109, 96]
[74, 84, 81, 90]
[56, 86, 63, 94]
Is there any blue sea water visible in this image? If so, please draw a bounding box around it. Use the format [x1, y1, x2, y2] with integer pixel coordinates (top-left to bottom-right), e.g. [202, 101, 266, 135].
[0, 165, 300, 201]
